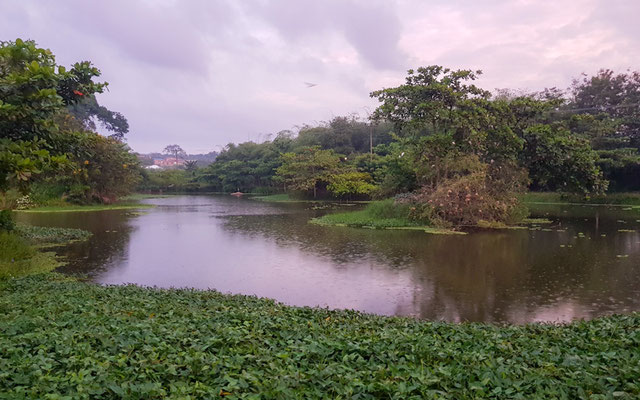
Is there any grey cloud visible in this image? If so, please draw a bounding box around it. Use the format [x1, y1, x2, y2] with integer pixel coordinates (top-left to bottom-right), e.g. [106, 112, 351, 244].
[590, 0, 640, 46]
[340, 2, 406, 70]
[246, 0, 407, 70]
[46, 0, 237, 73]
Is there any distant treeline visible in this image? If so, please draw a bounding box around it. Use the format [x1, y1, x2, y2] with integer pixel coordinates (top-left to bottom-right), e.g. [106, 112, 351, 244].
[155, 67, 639, 200]
[138, 151, 218, 167]
[138, 66, 640, 227]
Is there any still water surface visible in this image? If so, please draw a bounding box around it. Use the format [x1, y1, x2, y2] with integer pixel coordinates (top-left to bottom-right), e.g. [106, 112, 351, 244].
[17, 195, 640, 323]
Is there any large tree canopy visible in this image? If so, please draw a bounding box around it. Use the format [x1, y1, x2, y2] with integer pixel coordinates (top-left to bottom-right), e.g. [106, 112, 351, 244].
[370, 66, 491, 137]
[0, 39, 139, 207]
[0, 39, 106, 144]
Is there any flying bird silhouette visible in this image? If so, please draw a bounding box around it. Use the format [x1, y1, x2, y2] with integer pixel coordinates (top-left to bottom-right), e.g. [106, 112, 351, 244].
[304, 82, 318, 88]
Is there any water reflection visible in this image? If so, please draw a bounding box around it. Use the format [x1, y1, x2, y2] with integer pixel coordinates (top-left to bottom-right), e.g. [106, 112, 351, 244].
[16, 195, 640, 323]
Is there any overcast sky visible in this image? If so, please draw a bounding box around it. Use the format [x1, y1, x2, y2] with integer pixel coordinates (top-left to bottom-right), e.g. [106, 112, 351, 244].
[2, 0, 639, 153]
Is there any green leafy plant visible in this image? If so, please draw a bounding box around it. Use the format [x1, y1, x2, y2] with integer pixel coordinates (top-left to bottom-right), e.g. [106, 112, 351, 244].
[0, 210, 14, 232]
[1, 274, 639, 398]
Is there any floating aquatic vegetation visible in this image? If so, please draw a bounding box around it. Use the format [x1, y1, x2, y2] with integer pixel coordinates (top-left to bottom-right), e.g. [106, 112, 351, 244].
[1, 274, 639, 398]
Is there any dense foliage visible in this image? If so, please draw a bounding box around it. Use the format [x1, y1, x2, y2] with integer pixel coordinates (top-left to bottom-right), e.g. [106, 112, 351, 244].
[192, 65, 640, 228]
[404, 156, 528, 228]
[0, 234, 60, 279]
[0, 39, 140, 212]
[138, 169, 209, 193]
[1, 274, 639, 399]
[564, 69, 640, 190]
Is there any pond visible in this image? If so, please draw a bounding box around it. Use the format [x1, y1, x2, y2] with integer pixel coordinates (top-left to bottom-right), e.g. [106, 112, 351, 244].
[16, 195, 640, 324]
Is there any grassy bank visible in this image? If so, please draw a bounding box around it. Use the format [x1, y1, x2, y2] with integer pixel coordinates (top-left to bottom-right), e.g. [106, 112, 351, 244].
[0, 224, 92, 279]
[0, 233, 62, 279]
[120, 193, 172, 201]
[252, 193, 369, 204]
[1, 273, 639, 399]
[14, 202, 155, 213]
[522, 192, 640, 206]
[311, 200, 464, 235]
[252, 193, 294, 202]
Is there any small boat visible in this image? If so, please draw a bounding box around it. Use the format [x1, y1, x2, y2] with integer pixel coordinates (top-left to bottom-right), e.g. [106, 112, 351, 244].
[230, 192, 244, 197]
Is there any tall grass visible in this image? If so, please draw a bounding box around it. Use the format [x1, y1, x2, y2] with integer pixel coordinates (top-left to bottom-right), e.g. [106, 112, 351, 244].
[523, 191, 640, 205]
[312, 199, 418, 228]
[0, 232, 61, 279]
[363, 198, 412, 219]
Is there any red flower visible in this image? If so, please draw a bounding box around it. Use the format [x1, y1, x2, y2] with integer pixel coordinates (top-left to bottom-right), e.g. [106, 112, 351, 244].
[73, 90, 84, 96]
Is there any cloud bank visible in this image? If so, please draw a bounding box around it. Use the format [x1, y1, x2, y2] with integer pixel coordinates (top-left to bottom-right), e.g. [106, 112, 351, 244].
[1, 0, 638, 153]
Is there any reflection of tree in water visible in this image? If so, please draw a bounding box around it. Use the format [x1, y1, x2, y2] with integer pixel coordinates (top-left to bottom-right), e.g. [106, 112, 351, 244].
[221, 211, 640, 323]
[221, 213, 419, 269]
[17, 210, 137, 277]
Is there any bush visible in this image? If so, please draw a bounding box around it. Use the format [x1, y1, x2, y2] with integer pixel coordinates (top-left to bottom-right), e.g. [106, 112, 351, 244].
[404, 157, 529, 228]
[70, 134, 141, 203]
[0, 232, 61, 279]
[0, 189, 21, 210]
[28, 182, 68, 206]
[14, 195, 34, 210]
[327, 171, 376, 199]
[65, 183, 92, 205]
[365, 198, 412, 219]
[0, 210, 15, 232]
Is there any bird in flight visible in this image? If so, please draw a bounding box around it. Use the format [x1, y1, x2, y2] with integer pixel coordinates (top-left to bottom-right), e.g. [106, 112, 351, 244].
[304, 82, 318, 88]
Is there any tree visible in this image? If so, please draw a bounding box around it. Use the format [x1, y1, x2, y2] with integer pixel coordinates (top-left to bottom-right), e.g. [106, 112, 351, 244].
[521, 125, 607, 194]
[67, 95, 129, 140]
[276, 148, 342, 198]
[163, 144, 186, 160]
[0, 139, 67, 202]
[327, 171, 376, 199]
[563, 69, 640, 190]
[64, 133, 140, 204]
[570, 69, 640, 145]
[295, 116, 391, 155]
[184, 160, 198, 175]
[370, 66, 491, 137]
[203, 140, 286, 192]
[0, 40, 106, 144]
[0, 39, 106, 200]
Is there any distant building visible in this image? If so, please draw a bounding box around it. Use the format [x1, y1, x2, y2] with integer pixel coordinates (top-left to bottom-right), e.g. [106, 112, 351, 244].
[154, 158, 185, 167]
[144, 165, 161, 170]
